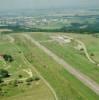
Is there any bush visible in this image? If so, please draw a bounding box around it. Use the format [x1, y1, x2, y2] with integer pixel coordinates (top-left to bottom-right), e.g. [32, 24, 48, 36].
[26, 76, 40, 83]
[12, 80, 18, 87]
[26, 78, 33, 82]
[0, 78, 3, 83]
[34, 77, 40, 81]
[18, 75, 23, 78]
[26, 82, 31, 85]
[0, 88, 2, 91]
[90, 53, 94, 56]
[3, 54, 14, 62]
[0, 69, 9, 78]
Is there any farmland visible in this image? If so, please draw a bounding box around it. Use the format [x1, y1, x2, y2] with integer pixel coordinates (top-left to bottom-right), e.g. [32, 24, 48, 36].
[0, 31, 99, 100]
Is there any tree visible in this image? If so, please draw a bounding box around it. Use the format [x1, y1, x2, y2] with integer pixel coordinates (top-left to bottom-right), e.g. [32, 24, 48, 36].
[3, 54, 14, 62]
[0, 69, 9, 78]
[0, 78, 3, 83]
[90, 53, 94, 56]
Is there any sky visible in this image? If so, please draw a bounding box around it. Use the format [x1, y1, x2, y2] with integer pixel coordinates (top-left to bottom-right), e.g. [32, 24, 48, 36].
[0, 0, 99, 11]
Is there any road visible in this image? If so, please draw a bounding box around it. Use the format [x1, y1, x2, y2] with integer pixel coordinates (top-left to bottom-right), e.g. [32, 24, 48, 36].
[11, 35, 58, 100]
[23, 34, 99, 95]
[6, 35, 15, 43]
[75, 39, 99, 66]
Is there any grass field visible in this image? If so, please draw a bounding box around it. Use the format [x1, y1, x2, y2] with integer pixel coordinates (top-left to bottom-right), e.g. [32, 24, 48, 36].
[30, 32, 99, 84]
[66, 33, 99, 63]
[0, 32, 99, 100]
[0, 34, 55, 100]
[14, 33, 99, 99]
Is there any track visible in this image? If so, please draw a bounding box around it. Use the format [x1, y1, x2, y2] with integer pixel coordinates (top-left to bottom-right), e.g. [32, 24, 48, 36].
[75, 39, 99, 66]
[23, 34, 99, 95]
[10, 35, 58, 100]
[6, 35, 15, 43]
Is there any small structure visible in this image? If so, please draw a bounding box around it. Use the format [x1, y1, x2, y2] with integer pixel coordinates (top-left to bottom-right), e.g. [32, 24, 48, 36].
[51, 35, 72, 44]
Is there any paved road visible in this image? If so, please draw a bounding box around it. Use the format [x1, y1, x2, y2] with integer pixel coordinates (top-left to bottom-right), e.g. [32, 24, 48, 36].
[23, 34, 99, 95]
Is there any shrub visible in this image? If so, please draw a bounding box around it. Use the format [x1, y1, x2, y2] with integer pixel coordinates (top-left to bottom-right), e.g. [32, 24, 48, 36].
[34, 77, 40, 81]
[0, 78, 3, 83]
[0, 69, 9, 78]
[90, 53, 94, 56]
[12, 80, 18, 87]
[18, 75, 23, 78]
[0, 88, 2, 91]
[26, 78, 33, 82]
[26, 82, 31, 85]
[3, 54, 14, 62]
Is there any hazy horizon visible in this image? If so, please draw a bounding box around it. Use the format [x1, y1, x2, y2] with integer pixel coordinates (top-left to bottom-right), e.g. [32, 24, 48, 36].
[0, 0, 99, 11]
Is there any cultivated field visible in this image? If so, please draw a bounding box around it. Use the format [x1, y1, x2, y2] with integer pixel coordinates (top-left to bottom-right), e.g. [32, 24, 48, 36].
[0, 32, 99, 100]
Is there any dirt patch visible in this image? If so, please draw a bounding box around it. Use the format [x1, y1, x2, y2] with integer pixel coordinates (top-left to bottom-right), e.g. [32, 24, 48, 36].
[74, 44, 83, 50]
[23, 69, 33, 77]
[51, 35, 72, 44]
[0, 29, 12, 32]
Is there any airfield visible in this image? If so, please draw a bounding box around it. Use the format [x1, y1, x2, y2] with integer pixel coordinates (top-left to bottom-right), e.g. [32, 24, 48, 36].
[0, 31, 99, 100]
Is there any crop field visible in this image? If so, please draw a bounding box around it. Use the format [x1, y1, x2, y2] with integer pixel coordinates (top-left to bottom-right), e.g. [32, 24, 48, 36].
[0, 32, 99, 100]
